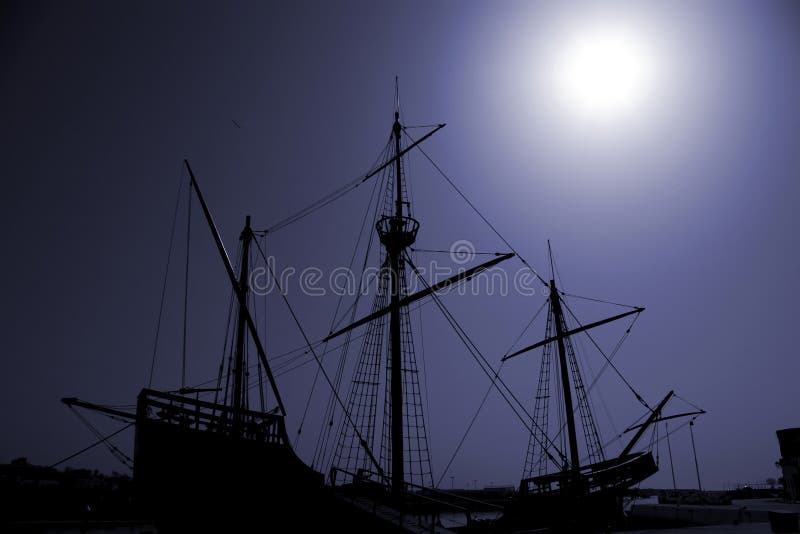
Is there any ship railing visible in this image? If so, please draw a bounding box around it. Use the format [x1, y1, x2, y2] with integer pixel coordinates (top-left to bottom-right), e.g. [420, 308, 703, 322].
[520, 451, 658, 497]
[330, 466, 503, 530]
[136, 388, 287, 444]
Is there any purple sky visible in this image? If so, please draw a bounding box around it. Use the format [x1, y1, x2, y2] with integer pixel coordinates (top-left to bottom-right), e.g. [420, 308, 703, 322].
[1, 0, 798, 491]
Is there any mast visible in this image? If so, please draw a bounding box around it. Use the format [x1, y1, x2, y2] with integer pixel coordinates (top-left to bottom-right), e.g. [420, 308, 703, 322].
[232, 215, 253, 427]
[550, 279, 581, 472]
[326, 103, 454, 493]
[389, 111, 404, 497]
[184, 160, 287, 418]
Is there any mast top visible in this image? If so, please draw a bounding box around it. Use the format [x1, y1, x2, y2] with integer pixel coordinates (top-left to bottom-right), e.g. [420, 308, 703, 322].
[241, 215, 251, 236]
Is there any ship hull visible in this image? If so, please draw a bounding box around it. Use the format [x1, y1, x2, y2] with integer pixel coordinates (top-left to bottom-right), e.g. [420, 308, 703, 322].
[132, 388, 325, 529]
[500, 452, 658, 531]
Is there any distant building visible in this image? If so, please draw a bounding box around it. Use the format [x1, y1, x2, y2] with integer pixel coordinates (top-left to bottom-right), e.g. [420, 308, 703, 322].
[482, 485, 516, 497]
[777, 428, 800, 501]
[0, 458, 134, 521]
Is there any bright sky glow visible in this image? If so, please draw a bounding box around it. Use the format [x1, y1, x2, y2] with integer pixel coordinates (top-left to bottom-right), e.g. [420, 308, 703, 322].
[545, 19, 661, 125]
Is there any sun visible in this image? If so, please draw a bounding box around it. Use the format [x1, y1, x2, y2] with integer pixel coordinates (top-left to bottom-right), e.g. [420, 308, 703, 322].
[546, 20, 660, 124]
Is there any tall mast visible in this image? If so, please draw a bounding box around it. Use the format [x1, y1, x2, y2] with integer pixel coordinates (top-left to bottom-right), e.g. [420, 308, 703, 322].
[550, 279, 581, 472]
[304, 101, 452, 491]
[389, 111, 405, 497]
[232, 215, 253, 428]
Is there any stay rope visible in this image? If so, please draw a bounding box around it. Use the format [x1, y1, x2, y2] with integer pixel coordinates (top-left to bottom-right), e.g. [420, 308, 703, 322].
[404, 254, 566, 470]
[435, 298, 549, 487]
[148, 164, 185, 388]
[251, 235, 389, 485]
[402, 130, 549, 287]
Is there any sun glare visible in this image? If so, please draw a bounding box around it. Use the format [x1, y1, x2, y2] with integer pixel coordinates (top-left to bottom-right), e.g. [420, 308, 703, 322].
[546, 20, 660, 124]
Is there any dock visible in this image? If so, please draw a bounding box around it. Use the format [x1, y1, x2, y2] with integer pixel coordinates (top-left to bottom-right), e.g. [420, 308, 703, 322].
[629, 498, 800, 533]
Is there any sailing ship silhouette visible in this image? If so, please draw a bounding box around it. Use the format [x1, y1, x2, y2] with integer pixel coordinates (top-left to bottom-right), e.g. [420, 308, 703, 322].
[63, 87, 704, 532]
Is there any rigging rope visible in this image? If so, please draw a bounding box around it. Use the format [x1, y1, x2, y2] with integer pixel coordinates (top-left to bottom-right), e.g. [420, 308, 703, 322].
[584, 313, 640, 394]
[501, 288, 642, 466]
[417, 274, 433, 462]
[547, 307, 644, 460]
[67, 408, 133, 469]
[243, 298, 433, 384]
[296, 160, 385, 449]
[251, 237, 389, 485]
[220, 299, 435, 384]
[50, 422, 134, 469]
[561, 299, 649, 410]
[605, 417, 694, 455]
[666, 421, 678, 490]
[560, 291, 642, 309]
[262, 235, 271, 408]
[177, 328, 377, 398]
[404, 254, 566, 470]
[402, 130, 549, 287]
[260, 137, 393, 235]
[572, 325, 621, 452]
[649, 423, 659, 465]
[314, 163, 390, 470]
[216, 242, 243, 406]
[436, 298, 549, 487]
[258, 235, 268, 412]
[148, 165, 185, 388]
[674, 393, 705, 413]
[181, 179, 192, 389]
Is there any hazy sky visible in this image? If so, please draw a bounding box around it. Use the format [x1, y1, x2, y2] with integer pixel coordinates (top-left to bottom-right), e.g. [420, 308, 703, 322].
[2, 0, 799, 491]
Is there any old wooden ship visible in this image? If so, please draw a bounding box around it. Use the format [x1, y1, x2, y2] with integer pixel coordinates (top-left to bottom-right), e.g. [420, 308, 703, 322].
[62, 89, 703, 532]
